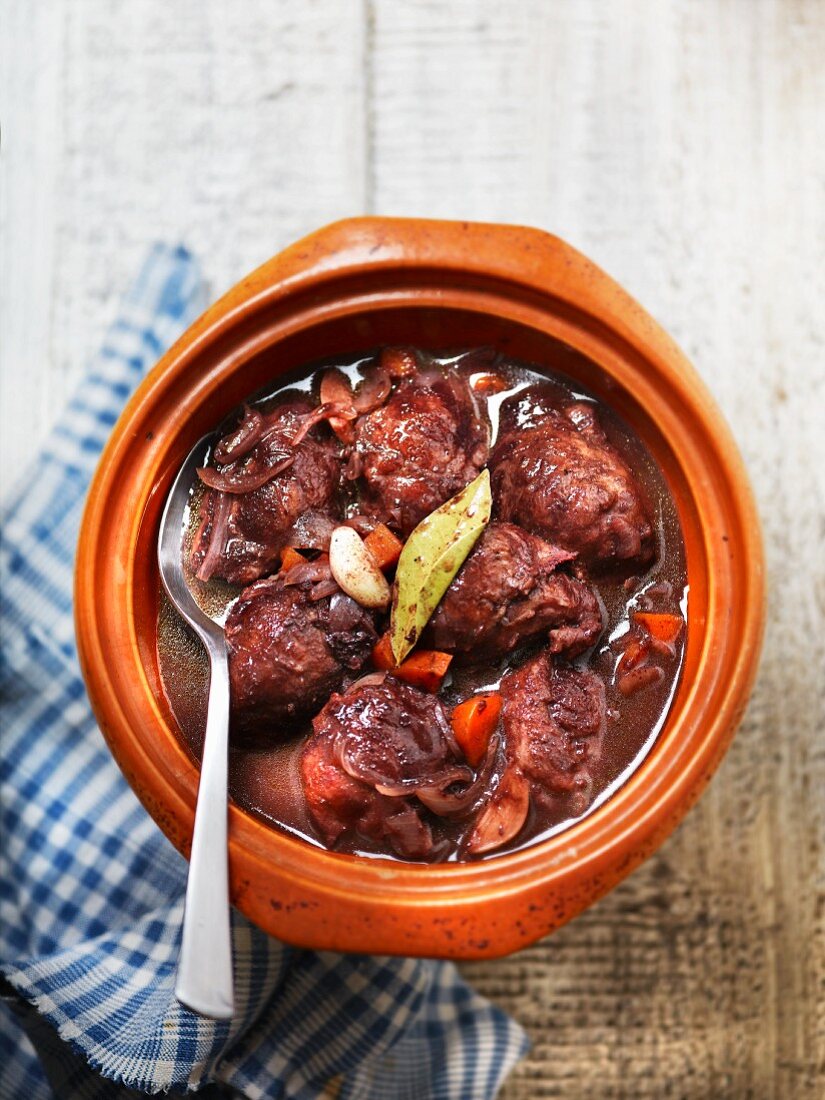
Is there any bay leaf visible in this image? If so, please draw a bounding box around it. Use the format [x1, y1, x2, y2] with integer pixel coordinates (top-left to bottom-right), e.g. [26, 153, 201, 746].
[390, 470, 492, 664]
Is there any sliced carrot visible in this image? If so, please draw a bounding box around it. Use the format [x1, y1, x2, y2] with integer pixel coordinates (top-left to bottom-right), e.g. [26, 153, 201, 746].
[470, 372, 509, 395]
[364, 523, 404, 572]
[618, 638, 649, 672]
[371, 632, 397, 671]
[372, 634, 452, 690]
[393, 650, 452, 692]
[633, 612, 685, 645]
[450, 693, 503, 767]
[280, 547, 306, 572]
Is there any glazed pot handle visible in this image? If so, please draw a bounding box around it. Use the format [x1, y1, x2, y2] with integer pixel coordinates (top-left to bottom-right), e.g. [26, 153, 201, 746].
[221, 217, 672, 368]
[256, 216, 599, 296]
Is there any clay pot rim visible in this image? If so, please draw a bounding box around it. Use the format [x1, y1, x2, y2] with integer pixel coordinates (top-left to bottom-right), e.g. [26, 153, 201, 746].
[75, 218, 765, 946]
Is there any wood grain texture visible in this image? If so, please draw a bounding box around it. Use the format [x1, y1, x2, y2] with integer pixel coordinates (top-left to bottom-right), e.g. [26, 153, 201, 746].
[2, 1, 823, 1097]
[0, 0, 370, 495]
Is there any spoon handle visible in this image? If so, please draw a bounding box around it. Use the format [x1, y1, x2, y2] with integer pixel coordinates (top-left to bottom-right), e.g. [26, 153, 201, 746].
[175, 640, 235, 1019]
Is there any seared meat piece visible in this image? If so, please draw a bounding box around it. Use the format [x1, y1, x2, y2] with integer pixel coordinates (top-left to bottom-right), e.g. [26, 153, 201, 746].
[301, 735, 435, 860]
[501, 653, 606, 802]
[424, 522, 603, 661]
[191, 399, 342, 585]
[300, 677, 473, 859]
[489, 389, 654, 568]
[226, 573, 377, 738]
[468, 652, 606, 853]
[354, 369, 489, 536]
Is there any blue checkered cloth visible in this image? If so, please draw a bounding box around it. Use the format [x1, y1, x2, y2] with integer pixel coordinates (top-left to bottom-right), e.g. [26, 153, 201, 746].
[0, 245, 528, 1099]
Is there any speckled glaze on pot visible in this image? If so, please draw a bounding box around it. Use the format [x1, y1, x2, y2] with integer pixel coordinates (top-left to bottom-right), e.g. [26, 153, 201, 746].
[75, 218, 765, 958]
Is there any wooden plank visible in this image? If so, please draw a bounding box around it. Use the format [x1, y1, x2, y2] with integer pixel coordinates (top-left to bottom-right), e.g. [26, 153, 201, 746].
[0, 1, 66, 496]
[0, 0, 369, 492]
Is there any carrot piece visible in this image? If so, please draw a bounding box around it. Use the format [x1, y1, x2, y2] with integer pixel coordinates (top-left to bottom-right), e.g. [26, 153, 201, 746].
[392, 650, 452, 692]
[372, 635, 452, 690]
[364, 523, 404, 571]
[470, 372, 509, 395]
[633, 612, 685, 645]
[280, 547, 306, 572]
[450, 693, 503, 767]
[372, 632, 397, 670]
[619, 638, 649, 672]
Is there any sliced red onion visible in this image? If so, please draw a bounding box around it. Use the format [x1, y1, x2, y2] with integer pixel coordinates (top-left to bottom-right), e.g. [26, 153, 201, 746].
[213, 406, 265, 464]
[194, 490, 233, 582]
[309, 578, 340, 602]
[320, 369, 354, 407]
[347, 747, 473, 793]
[648, 637, 677, 659]
[353, 368, 391, 414]
[415, 785, 477, 817]
[345, 671, 388, 692]
[282, 558, 333, 587]
[320, 371, 358, 444]
[328, 592, 368, 632]
[343, 513, 377, 536]
[333, 726, 457, 792]
[196, 453, 293, 494]
[438, 709, 462, 760]
[415, 736, 499, 817]
[291, 401, 357, 445]
[370, 763, 474, 798]
[284, 510, 337, 551]
[344, 450, 363, 481]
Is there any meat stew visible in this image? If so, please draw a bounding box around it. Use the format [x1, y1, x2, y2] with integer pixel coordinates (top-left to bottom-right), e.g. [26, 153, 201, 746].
[158, 347, 687, 862]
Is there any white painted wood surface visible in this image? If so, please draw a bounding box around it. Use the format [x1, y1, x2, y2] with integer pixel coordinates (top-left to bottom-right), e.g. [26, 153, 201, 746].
[2, 2, 823, 1096]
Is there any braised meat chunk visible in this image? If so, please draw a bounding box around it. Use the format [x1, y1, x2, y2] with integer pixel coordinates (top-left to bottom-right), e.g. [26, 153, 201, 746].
[300, 677, 473, 859]
[300, 735, 435, 859]
[424, 522, 603, 661]
[226, 572, 377, 739]
[191, 399, 342, 585]
[468, 652, 606, 853]
[489, 390, 654, 568]
[502, 653, 606, 802]
[354, 369, 489, 536]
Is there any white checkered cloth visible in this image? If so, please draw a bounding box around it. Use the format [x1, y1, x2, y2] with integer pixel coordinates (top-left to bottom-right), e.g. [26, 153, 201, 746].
[0, 245, 528, 1099]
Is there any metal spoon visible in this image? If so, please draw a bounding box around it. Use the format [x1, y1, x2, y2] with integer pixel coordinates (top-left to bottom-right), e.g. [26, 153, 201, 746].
[158, 433, 235, 1020]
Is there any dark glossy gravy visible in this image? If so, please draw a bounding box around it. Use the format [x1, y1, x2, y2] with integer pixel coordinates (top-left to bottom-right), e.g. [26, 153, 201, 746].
[157, 349, 687, 861]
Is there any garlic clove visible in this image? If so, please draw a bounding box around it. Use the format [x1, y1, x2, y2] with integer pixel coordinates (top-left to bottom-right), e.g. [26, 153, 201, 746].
[329, 526, 391, 610]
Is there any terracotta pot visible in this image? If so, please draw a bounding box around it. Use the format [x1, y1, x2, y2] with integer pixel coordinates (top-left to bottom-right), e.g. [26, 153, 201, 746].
[75, 218, 765, 959]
